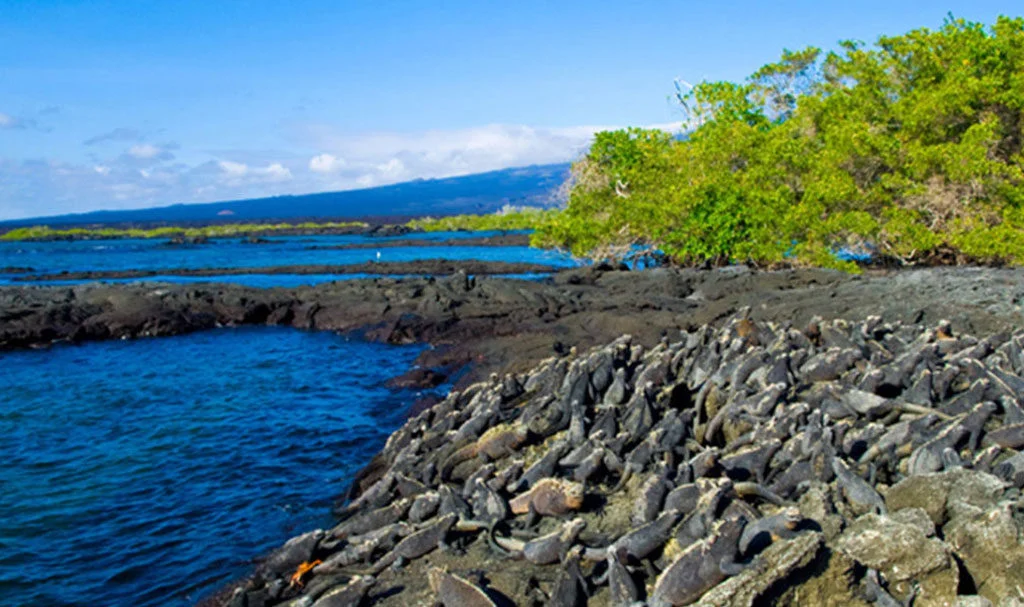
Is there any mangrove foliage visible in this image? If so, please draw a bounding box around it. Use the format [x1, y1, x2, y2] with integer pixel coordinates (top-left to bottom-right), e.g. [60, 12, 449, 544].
[534, 15, 1024, 270]
[407, 207, 558, 233]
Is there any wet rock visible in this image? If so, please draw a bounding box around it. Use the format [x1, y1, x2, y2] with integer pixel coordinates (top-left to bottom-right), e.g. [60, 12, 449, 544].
[386, 367, 447, 389]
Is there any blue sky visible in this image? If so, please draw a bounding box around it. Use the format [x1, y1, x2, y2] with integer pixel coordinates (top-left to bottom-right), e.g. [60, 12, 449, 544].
[0, 0, 1018, 219]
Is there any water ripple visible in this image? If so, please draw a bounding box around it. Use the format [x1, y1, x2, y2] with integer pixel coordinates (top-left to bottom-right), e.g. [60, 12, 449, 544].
[0, 327, 430, 606]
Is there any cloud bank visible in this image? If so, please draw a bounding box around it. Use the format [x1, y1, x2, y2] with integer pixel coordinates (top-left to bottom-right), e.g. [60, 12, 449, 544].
[0, 121, 682, 220]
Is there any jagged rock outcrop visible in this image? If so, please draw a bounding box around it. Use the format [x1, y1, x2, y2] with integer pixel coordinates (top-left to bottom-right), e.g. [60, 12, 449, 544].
[207, 313, 1024, 606]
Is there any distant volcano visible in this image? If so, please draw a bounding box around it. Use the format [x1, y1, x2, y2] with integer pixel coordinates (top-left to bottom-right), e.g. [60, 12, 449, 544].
[2, 163, 570, 227]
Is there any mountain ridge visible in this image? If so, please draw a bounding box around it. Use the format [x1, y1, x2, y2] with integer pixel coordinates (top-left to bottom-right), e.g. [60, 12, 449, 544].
[2, 162, 570, 227]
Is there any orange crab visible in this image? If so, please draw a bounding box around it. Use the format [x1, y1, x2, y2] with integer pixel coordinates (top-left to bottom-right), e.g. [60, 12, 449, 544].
[288, 559, 322, 589]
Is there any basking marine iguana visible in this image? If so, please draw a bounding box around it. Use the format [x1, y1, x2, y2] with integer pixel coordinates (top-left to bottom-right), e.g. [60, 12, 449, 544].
[428, 567, 497, 607]
[649, 517, 747, 607]
[440, 423, 530, 481]
[491, 518, 587, 564]
[509, 477, 585, 517]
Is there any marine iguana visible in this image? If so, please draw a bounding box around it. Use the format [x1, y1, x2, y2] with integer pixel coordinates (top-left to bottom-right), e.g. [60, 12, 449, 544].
[309, 575, 375, 607]
[606, 545, 642, 606]
[632, 463, 673, 525]
[365, 513, 459, 574]
[571, 445, 608, 484]
[582, 507, 684, 562]
[603, 429, 666, 495]
[428, 567, 497, 607]
[468, 477, 510, 524]
[509, 477, 585, 517]
[509, 439, 570, 493]
[603, 367, 629, 406]
[906, 401, 997, 474]
[461, 463, 496, 498]
[329, 497, 412, 540]
[649, 517, 747, 607]
[736, 506, 804, 558]
[984, 422, 1024, 450]
[719, 438, 782, 484]
[560, 431, 608, 468]
[315, 522, 410, 573]
[488, 458, 524, 492]
[492, 518, 586, 564]
[832, 457, 886, 515]
[440, 423, 530, 481]
[547, 546, 588, 607]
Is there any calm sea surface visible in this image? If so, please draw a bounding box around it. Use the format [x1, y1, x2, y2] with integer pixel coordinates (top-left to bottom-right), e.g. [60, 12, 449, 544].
[0, 231, 578, 286]
[0, 232, 576, 606]
[0, 327, 432, 607]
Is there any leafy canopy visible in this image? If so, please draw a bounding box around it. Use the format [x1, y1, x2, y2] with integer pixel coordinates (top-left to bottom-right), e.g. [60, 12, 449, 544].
[534, 15, 1024, 270]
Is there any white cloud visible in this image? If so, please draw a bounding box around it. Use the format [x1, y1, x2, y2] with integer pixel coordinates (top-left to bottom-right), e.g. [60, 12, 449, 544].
[128, 144, 162, 159]
[119, 142, 178, 165]
[309, 153, 346, 173]
[0, 120, 683, 220]
[262, 162, 292, 181]
[217, 160, 292, 186]
[218, 160, 249, 177]
[0, 113, 15, 129]
[297, 121, 683, 189]
[378, 157, 405, 178]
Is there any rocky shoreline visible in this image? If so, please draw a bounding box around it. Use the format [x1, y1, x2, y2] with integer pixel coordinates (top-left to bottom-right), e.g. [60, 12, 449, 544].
[10, 259, 559, 283]
[4, 265, 1024, 604]
[207, 313, 1024, 606]
[3, 265, 1023, 389]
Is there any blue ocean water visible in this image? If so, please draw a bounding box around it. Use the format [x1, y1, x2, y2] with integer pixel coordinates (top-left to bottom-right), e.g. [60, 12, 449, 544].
[0, 231, 579, 287]
[0, 328, 435, 607]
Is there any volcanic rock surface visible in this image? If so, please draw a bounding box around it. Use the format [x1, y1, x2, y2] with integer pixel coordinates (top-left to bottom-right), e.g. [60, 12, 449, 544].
[4, 265, 1024, 391]
[11, 259, 558, 283]
[207, 313, 1024, 606]
[6, 265, 1024, 605]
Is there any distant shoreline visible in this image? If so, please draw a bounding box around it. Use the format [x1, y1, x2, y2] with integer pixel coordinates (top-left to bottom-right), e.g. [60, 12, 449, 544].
[304, 232, 530, 250]
[0, 221, 416, 242]
[11, 259, 560, 282]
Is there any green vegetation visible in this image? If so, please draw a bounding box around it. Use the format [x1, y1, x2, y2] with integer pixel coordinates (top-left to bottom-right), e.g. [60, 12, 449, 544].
[407, 206, 558, 232]
[532, 15, 1024, 271]
[0, 221, 367, 242]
